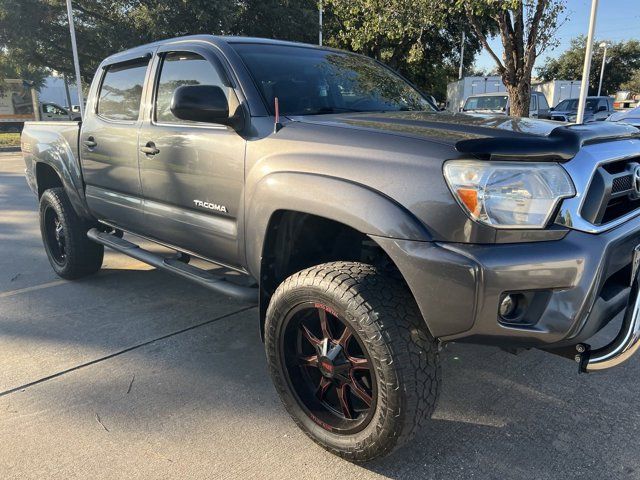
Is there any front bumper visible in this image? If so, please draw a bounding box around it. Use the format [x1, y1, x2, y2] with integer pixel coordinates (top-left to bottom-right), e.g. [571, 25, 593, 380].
[373, 214, 640, 368]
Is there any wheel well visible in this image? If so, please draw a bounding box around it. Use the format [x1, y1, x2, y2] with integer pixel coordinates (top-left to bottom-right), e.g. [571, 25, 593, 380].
[259, 211, 401, 336]
[36, 163, 63, 197]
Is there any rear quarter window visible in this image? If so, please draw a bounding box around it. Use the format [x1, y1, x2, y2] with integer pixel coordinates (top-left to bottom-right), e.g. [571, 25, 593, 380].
[97, 59, 149, 121]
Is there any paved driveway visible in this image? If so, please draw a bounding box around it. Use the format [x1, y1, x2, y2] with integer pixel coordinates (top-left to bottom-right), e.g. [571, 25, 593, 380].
[1, 152, 639, 479]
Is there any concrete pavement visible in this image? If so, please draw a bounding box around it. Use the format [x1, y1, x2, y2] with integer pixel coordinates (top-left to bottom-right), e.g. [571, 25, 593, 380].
[1, 152, 639, 479]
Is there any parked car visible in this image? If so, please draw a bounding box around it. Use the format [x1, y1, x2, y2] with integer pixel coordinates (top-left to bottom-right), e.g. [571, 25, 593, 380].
[461, 91, 551, 118]
[21, 35, 640, 462]
[40, 102, 81, 121]
[550, 96, 614, 123]
[607, 105, 640, 128]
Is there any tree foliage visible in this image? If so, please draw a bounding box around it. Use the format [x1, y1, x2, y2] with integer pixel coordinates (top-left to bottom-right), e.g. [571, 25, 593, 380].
[0, 0, 241, 83]
[621, 70, 640, 95]
[0, 0, 494, 101]
[448, 0, 566, 117]
[235, 0, 319, 44]
[323, 0, 492, 100]
[0, 50, 48, 86]
[538, 36, 640, 96]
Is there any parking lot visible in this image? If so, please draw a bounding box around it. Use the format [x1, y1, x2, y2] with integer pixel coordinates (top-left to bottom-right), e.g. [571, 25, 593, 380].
[1, 150, 640, 479]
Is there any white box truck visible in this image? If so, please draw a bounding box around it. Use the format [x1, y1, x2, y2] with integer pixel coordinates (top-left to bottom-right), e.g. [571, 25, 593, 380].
[0, 79, 39, 132]
[446, 76, 506, 112]
[533, 80, 581, 108]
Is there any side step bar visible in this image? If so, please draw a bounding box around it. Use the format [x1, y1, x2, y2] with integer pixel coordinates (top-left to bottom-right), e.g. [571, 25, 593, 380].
[87, 228, 258, 304]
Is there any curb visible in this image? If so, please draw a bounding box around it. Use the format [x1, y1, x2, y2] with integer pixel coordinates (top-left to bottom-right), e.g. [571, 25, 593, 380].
[0, 146, 20, 153]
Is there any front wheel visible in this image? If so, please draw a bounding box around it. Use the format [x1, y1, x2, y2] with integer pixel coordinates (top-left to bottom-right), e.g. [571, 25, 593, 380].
[265, 262, 440, 462]
[39, 188, 103, 280]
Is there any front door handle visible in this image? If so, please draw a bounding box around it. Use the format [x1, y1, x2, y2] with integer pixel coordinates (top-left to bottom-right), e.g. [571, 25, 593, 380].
[83, 137, 97, 148]
[140, 141, 159, 155]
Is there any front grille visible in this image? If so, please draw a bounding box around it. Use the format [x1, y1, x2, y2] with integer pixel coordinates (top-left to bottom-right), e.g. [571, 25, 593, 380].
[612, 175, 633, 193]
[581, 157, 640, 225]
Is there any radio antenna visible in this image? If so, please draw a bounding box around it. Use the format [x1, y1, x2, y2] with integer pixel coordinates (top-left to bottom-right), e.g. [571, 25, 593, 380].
[274, 97, 283, 133]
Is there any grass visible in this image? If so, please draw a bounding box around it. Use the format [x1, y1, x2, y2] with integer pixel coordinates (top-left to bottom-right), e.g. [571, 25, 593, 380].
[0, 133, 20, 148]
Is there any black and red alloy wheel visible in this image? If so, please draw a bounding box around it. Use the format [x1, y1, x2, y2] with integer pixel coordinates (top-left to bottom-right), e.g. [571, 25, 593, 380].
[280, 302, 377, 434]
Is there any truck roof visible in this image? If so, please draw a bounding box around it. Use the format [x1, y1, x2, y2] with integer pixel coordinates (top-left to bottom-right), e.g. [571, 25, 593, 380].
[103, 35, 341, 65]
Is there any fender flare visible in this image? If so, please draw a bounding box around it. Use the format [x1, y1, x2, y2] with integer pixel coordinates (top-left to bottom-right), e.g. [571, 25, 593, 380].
[244, 172, 431, 278]
[29, 129, 92, 219]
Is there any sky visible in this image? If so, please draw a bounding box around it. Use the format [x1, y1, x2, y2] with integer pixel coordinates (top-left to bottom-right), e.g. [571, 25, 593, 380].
[473, 0, 640, 74]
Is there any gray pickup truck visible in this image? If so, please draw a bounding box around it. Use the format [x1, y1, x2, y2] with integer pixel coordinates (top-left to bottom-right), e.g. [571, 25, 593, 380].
[21, 36, 640, 462]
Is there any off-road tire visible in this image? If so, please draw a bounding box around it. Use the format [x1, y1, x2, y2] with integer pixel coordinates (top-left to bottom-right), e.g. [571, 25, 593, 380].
[39, 187, 103, 279]
[265, 261, 440, 462]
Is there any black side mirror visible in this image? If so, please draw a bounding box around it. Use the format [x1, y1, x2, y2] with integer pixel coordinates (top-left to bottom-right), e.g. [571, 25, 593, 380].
[549, 106, 555, 111]
[171, 85, 231, 126]
[598, 105, 607, 112]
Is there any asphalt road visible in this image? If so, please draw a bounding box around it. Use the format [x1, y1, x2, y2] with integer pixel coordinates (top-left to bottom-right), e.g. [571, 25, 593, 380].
[1, 151, 640, 480]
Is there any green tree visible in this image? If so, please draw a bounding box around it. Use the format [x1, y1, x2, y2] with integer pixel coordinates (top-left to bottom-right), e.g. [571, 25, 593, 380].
[451, 0, 566, 117]
[234, 0, 319, 44]
[0, 50, 48, 86]
[0, 0, 240, 83]
[323, 0, 491, 101]
[621, 70, 640, 95]
[538, 36, 640, 96]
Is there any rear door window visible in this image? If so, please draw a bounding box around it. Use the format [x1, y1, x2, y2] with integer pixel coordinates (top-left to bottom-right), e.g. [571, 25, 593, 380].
[97, 59, 149, 121]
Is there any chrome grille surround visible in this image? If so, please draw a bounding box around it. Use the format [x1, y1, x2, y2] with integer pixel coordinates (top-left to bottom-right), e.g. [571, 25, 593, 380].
[556, 138, 640, 233]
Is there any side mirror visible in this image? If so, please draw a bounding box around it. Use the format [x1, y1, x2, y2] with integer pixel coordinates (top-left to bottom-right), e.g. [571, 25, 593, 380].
[170, 85, 232, 126]
[549, 106, 555, 111]
[598, 105, 607, 112]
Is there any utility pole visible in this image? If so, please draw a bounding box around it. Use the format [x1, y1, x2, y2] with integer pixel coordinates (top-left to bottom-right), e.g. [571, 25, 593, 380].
[576, 0, 599, 124]
[597, 42, 609, 96]
[459, 31, 465, 80]
[319, 1, 323, 46]
[65, 0, 84, 118]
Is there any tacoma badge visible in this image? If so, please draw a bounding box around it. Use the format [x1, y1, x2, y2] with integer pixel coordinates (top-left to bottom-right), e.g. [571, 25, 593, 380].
[193, 200, 228, 213]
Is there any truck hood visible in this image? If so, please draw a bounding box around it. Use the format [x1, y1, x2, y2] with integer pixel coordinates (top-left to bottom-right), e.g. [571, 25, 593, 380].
[291, 110, 640, 161]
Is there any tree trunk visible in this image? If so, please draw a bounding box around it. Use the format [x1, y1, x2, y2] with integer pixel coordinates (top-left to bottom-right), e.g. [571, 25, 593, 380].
[506, 82, 530, 118]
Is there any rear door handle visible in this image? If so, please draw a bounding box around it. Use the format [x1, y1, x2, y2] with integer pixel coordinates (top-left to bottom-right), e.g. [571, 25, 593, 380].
[140, 141, 159, 155]
[83, 137, 97, 148]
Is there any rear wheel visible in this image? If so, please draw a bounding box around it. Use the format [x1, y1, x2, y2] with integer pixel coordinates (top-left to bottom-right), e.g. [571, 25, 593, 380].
[39, 188, 103, 279]
[265, 262, 440, 462]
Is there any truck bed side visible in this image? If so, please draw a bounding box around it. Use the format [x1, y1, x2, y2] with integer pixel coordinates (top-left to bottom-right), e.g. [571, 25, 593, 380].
[21, 121, 92, 218]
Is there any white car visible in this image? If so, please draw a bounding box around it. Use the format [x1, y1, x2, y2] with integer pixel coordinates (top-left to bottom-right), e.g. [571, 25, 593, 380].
[607, 105, 640, 128]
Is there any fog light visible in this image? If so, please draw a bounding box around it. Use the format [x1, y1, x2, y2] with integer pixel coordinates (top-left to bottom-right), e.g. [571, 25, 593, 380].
[499, 294, 518, 319]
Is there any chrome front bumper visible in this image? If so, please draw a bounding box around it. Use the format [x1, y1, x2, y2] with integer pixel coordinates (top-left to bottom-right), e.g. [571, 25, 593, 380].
[579, 246, 640, 372]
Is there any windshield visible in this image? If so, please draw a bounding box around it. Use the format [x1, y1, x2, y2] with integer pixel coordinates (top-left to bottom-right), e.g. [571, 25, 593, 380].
[555, 98, 598, 112]
[231, 43, 435, 116]
[463, 95, 508, 111]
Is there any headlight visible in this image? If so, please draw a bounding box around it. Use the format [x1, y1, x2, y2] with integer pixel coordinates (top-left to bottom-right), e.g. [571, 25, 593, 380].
[443, 160, 575, 229]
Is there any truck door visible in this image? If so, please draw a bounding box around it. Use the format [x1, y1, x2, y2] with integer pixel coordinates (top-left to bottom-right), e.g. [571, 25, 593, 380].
[529, 94, 538, 118]
[80, 55, 152, 231]
[137, 46, 245, 268]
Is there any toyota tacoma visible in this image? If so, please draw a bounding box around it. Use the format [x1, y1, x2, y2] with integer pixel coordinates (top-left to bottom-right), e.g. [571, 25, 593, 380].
[21, 36, 640, 462]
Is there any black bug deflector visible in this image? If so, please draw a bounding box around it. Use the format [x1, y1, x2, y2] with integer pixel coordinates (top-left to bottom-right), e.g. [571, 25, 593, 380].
[455, 122, 640, 162]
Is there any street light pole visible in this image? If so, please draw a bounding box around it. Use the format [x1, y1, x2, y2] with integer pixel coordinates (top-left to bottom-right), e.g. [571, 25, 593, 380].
[319, 1, 323, 46]
[65, 0, 84, 118]
[597, 42, 608, 96]
[458, 31, 465, 80]
[576, 0, 599, 124]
